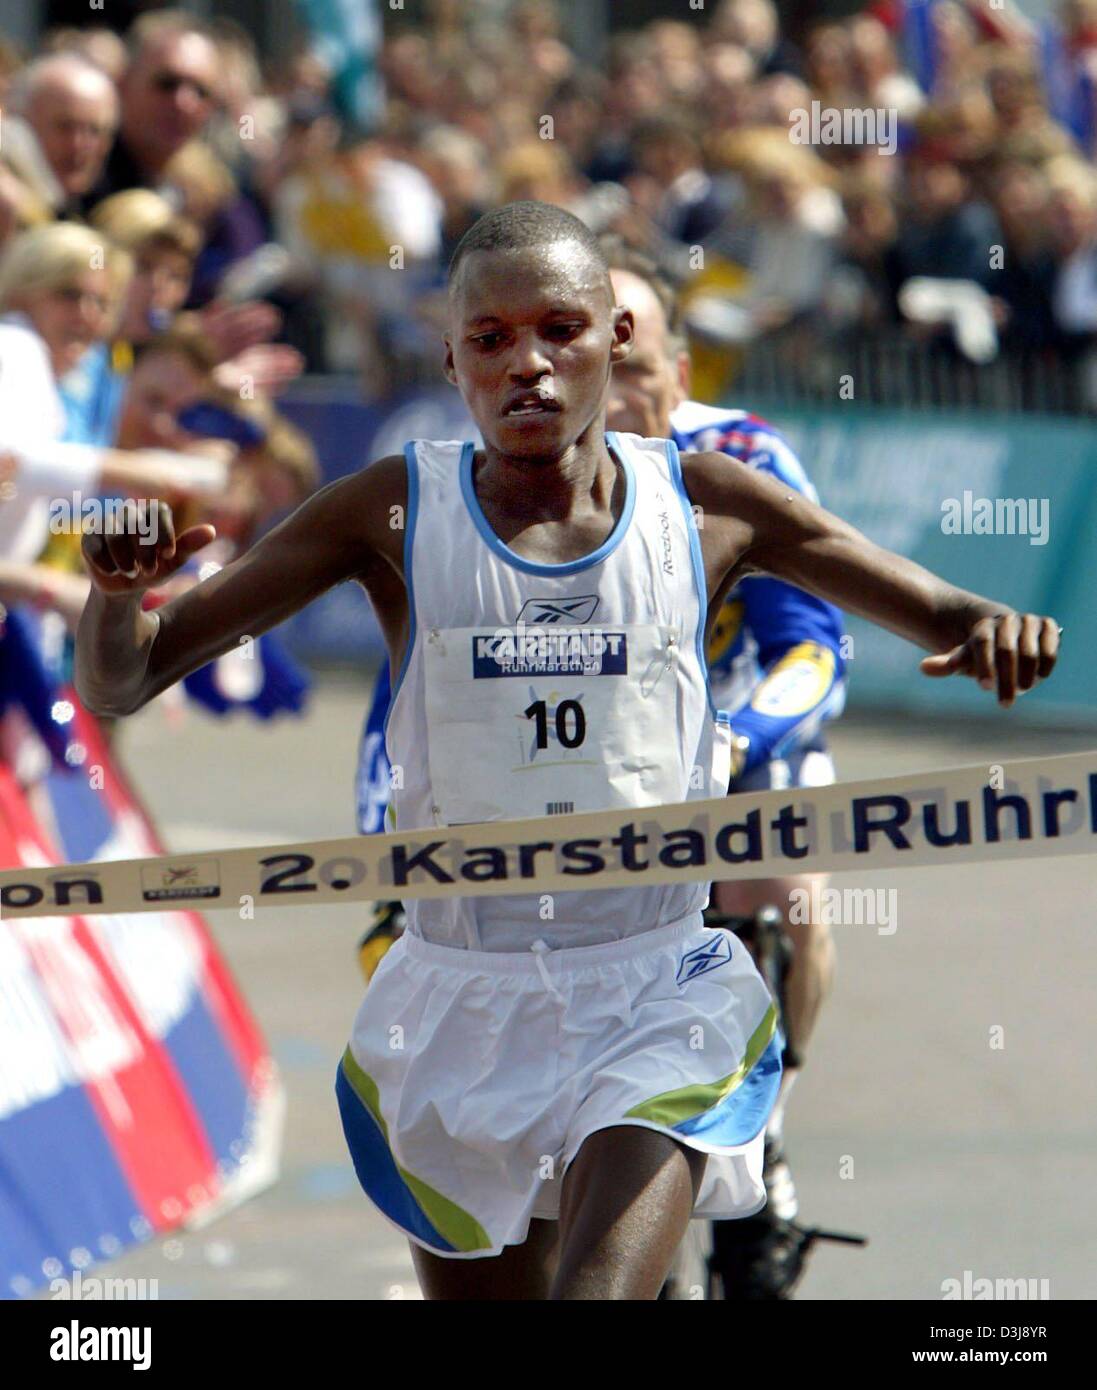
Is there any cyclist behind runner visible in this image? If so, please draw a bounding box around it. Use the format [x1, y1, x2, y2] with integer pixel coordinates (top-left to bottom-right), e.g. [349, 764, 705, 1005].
[602, 247, 846, 1298]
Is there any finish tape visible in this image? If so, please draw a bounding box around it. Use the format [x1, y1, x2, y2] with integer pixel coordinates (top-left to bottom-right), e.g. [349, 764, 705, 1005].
[2, 750, 1095, 920]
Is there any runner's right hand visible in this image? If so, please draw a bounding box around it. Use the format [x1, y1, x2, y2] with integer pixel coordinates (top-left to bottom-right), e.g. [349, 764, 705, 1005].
[81, 500, 215, 596]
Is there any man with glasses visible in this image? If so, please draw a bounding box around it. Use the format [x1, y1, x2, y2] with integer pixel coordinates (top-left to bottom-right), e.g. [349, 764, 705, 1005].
[5, 54, 119, 220]
[90, 12, 221, 206]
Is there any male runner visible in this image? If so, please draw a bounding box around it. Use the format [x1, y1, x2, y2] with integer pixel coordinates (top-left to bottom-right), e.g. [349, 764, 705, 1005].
[356, 249, 844, 1296]
[605, 249, 844, 1297]
[75, 202, 1060, 1300]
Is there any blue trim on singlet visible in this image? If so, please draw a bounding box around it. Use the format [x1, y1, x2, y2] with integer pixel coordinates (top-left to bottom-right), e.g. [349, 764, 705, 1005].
[383, 442, 421, 747]
[665, 437, 722, 722]
[457, 434, 636, 577]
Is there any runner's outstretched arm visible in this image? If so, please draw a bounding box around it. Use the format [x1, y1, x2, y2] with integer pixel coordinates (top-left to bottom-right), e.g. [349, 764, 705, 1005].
[75, 456, 407, 718]
[684, 452, 1060, 708]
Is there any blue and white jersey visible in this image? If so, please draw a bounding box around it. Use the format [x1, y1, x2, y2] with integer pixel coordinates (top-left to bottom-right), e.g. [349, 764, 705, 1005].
[670, 401, 846, 778]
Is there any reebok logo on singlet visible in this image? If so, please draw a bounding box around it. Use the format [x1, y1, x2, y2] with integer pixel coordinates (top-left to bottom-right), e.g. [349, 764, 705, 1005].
[657, 509, 674, 576]
[652, 493, 676, 576]
[516, 596, 600, 625]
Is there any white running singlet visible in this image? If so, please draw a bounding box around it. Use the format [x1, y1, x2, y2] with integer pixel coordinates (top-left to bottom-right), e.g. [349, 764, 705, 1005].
[384, 431, 733, 952]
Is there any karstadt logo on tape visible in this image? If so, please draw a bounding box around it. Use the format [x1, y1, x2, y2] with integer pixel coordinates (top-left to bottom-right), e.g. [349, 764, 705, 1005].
[140, 859, 221, 902]
[2, 755, 1095, 918]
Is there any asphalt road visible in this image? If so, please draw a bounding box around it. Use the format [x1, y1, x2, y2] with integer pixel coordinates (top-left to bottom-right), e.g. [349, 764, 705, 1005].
[82, 675, 1096, 1300]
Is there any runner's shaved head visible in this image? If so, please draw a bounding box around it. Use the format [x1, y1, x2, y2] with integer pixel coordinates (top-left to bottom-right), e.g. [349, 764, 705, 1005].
[448, 200, 613, 305]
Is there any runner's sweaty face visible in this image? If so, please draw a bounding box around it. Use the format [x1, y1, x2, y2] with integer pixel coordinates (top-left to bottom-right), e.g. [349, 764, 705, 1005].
[444, 244, 633, 460]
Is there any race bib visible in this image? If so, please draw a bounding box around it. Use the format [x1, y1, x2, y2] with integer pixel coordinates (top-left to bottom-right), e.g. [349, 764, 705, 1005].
[422, 623, 685, 824]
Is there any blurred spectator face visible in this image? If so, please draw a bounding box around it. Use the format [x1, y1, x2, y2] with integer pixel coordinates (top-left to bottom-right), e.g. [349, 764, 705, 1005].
[498, 142, 575, 206]
[988, 68, 1019, 118]
[115, 348, 209, 451]
[383, 35, 438, 108]
[510, 0, 572, 84]
[163, 145, 235, 231]
[843, 189, 898, 260]
[1048, 184, 1097, 254]
[707, 42, 755, 91]
[906, 158, 967, 222]
[849, 16, 896, 90]
[23, 59, 119, 199]
[705, 43, 757, 125]
[120, 30, 220, 173]
[215, 35, 261, 120]
[548, 81, 605, 161]
[121, 240, 194, 344]
[511, 0, 560, 43]
[1063, 0, 1097, 45]
[285, 49, 332, 100]
[634, 128, 699, 188]
[806, 24, 854, 96]
[648, 22, 705, 101]
[991, 163, 1050, 243]
[752, 167, 808, 221]
[606, 42, 668, 125]
[933, 2, 979, 69]
[714, 0, 778, 58]
[606, 269, 685, 438]
[924, 89, 996, 163]
[422, 132, 491, 214]
[282, 110, 341, 174]
[17, 267, 114, 376]
[843, 145, 901, 193]
[751, 73, 813, 127]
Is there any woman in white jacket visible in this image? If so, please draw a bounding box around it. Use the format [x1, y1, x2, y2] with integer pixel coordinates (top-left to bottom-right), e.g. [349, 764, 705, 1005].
[0, 222, 222, 568]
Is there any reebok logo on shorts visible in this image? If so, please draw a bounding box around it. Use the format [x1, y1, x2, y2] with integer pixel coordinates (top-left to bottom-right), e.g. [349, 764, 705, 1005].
[676, 932, 733, 985]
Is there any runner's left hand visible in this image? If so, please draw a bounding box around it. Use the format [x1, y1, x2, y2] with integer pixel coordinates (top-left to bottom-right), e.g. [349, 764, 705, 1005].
[919, 613, 1060, 707]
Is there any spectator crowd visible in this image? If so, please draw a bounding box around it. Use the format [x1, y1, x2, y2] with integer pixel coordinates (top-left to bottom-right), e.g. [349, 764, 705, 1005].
[0, 0, 1092, 969]
[3, 0, 1097, 429]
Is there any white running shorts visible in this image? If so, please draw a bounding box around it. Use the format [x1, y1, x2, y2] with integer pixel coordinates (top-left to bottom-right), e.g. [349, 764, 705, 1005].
[336, 911, 782, 1259]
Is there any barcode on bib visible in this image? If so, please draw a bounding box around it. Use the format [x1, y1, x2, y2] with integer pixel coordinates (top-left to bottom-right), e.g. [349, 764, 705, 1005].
[546, 801, 574, 816]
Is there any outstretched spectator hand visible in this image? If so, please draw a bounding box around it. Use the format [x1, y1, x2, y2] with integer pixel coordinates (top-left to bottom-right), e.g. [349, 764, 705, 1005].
[198, 299, 283, 362]
[0, 561, 91, 633]
[213, 343, 305, 398]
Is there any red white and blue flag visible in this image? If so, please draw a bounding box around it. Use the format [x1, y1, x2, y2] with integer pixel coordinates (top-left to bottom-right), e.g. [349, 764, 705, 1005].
[0, 609, 281, 1298]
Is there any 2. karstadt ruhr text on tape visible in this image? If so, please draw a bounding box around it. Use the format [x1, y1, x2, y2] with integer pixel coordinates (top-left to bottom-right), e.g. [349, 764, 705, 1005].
[1, 751, 1094, 919]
